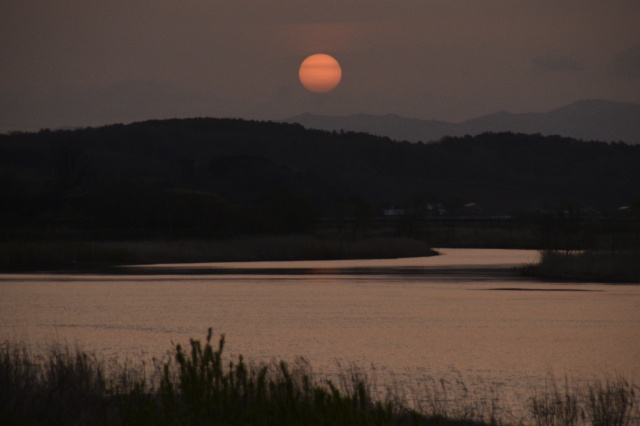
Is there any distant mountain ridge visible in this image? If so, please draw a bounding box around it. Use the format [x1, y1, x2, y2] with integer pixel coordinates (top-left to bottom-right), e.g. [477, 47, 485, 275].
[285, 99, 640, 144]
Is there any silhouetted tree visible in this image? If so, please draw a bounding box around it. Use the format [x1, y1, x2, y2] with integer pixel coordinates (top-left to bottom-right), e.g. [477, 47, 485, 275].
[52, 138, 88, 192]
[348, 195, 372, 240]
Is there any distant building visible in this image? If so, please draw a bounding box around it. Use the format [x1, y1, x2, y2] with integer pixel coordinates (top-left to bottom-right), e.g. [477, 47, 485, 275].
[461, 202, 483, 216]
[383, 207, 405, 217]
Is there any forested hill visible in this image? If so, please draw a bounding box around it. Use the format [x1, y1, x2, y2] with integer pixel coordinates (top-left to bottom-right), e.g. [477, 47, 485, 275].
[1, 118, 639, 238]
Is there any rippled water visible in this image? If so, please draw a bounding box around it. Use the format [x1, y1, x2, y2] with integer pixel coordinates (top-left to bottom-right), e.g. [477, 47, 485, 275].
[1, 249, 639, 409]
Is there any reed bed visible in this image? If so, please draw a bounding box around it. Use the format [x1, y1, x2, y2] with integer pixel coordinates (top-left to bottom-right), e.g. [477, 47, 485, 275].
[522, 250, 640, 283]
[0, 236, 437, 272]
[1, 332, 638, 425]
[528, 375, 638, 426]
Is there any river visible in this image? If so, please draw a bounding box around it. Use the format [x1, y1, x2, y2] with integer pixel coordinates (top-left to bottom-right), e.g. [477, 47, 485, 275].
[1, 248, 639, 413]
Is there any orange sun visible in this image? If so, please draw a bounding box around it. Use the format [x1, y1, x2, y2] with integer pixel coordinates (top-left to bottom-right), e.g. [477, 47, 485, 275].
[298, 53, 342, 93]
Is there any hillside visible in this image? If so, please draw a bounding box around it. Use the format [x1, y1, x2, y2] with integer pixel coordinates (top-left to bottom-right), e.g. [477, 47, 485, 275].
[286, 99, 640, 144]
[1, 118, 639, 239]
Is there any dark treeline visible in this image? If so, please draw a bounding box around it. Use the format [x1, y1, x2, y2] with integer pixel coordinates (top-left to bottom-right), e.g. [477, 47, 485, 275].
[1, 118, 639, 242]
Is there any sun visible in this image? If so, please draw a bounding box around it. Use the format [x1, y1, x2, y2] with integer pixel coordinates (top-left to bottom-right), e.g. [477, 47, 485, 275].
[298, 54, 342, 93]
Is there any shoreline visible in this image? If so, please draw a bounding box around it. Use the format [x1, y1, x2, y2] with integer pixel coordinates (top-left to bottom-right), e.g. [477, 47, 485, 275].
[0, 236, 438, 273]
[55, 265, 526, 281]
[2, 238, 639, 284]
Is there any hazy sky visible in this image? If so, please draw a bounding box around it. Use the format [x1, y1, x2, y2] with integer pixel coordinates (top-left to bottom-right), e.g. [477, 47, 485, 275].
[1, 0, 639, 132]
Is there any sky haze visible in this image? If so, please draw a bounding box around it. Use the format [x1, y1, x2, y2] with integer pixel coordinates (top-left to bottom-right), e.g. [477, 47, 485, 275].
[1, 0, 639, 133]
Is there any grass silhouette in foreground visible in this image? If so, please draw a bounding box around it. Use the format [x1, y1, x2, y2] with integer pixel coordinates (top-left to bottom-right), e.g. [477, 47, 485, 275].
[1, 330, 638, 425]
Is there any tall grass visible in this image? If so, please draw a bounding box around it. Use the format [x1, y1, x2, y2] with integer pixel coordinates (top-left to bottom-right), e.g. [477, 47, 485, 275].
[0, 341, 108, 425]
[1, 332, 638, 425]
[0, 331, 487, 426]
[407, 374, 503, 425]
[585, 377, 638, 426]
[529, 376, 582, 426]
[527, 375, 638, 426]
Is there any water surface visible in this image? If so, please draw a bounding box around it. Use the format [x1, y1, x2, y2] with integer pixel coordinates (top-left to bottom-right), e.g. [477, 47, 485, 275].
[1, 249, 638, 407]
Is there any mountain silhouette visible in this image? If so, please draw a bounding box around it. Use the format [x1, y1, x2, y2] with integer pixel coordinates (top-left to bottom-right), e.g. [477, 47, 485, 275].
[2, 119, 639, 239]
[286, 99, 640, 144]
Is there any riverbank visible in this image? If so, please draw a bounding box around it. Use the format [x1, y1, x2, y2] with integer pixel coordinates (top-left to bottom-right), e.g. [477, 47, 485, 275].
[5, 237, 639, 284]
[1, 333, 637, 426]
[0, 236, 437, 272]
[520, 250, 640, 284]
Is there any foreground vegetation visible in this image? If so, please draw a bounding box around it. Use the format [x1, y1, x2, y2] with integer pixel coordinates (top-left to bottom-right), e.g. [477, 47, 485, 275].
[521, 250, 640, 283]
[1, 332, 638, 425]
[0, 236, 437, 272]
